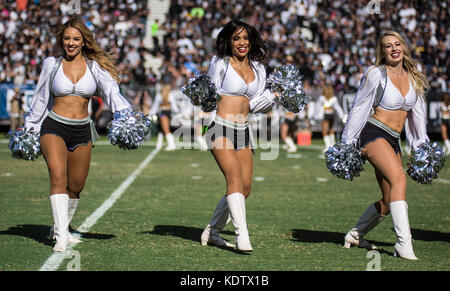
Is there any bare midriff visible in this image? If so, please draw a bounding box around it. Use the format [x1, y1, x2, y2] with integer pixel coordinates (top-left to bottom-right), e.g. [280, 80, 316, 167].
[52, 96, 90, 119]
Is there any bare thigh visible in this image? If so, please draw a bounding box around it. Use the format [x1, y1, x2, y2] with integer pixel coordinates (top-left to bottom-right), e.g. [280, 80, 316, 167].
[322, 119, 331, 136]
[281, 123, 289, 139]
[210, 137, 253, 197]
[160, 115, 171, 134]
[374, 169, 391, 216]
[441, 124, 448, 140]
[67, 142, 92, 198]
[40, 134, 68, 195]
[362, 138, 406, 203]
[235, 148, 253, 197]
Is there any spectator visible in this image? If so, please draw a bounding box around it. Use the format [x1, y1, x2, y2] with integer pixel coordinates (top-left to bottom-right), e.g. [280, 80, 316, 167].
[1, 0, 448, 137]
[8, 87, 24, 130]
[161, 0, 448, 98]
[151, 19, 160, 53]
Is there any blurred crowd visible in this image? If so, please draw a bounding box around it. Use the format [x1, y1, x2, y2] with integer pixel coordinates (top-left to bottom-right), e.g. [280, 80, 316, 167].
[162, 0, 449, 96]
[158, 0, 449, 149]
[0, 0, 152, 90]
[2, 0, 448, 94]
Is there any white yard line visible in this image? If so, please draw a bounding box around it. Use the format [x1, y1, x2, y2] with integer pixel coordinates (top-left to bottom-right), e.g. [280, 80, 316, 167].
[436, 178, 450, 184]
[39, 147, 160, 271]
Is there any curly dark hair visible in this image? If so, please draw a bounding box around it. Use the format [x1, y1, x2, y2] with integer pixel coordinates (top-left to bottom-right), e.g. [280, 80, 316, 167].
[216, 20, 268, 65]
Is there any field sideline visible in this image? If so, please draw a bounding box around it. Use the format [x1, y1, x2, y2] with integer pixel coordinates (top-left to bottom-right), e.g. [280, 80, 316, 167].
[0, 136, 449, 271]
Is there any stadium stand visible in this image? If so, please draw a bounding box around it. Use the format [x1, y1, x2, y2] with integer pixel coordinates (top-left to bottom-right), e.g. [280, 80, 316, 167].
[0, 0, 448, 136]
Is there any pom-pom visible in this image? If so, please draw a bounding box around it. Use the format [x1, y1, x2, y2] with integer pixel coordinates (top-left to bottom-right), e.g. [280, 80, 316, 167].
[407, 142, 446, 184]
[267, 65, 309, 113]
[107, 109, 152, 150]
[325, 142, 365, 181]
[181, 74, 220, 112]
[8, 127, 41, 161]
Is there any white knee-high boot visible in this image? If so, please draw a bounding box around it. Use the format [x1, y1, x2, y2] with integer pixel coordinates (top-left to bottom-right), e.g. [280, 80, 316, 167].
[445, 139, 450, 155]
[165, 133, 176, 151]
[67, 198, 82, 243]
[68, 198, 79, 222]
[227, 192, 253, 252]
[49, 198, 82, 243]
[50, 194, 70, 252]
[201, 196, 235, 247]
[156, 132, 164, 149]
[390, 200, 418, 260]
[329, 133, 335, 146]
[344, 203, 386, 249]
[323, 135, 331, 152]
[284, 137, 297, 153]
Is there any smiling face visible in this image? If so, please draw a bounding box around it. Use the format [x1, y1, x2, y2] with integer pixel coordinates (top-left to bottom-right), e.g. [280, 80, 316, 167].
[381, 35, 404, 66]
[230, 27, 250, 59]
[62, 27, 84, 58]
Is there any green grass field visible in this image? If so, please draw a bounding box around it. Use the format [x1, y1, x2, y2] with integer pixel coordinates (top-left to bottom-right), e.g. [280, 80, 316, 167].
[0, 136, 449, 271]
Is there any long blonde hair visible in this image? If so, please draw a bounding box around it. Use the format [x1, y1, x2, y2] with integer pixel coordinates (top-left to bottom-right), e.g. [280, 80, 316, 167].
[56, 17, 120, 83]
[375, 30, 429, 97]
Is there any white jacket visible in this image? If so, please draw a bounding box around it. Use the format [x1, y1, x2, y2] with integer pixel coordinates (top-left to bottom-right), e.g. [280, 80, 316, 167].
[341, 65, 429, 147]
[24, 56, 132, 132]
[207, 55, 277, 114]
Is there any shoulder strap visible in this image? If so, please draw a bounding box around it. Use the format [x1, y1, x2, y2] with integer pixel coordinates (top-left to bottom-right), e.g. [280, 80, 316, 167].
[49, 56, 63, 92]
[85, 57, 101, 96]
[219, 56, 230, 89]
[373, 65, 387, 108]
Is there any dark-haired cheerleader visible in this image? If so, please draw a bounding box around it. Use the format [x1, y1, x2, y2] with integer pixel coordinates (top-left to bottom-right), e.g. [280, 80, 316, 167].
[200, 20, 279, 252]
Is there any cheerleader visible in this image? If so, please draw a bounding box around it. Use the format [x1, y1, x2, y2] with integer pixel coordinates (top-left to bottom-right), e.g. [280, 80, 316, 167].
[170, 84, 208, 150]
[440, 93, 450, 155]
[152, 83, 176, 151]
[23, 18, 132, 251]
[341, 31, 430, 260]
[8, 87, 24, 131]
[279, 105, 298, 153]
[200, 20, 278, 252]
[317, 86, 344, 152]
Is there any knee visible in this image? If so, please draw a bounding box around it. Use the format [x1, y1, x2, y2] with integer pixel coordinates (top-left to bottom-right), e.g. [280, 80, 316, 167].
[376, 200, 390, 216]
[67, 181, 85, 197]
[390, 171, 407, 189]
[225, 170, 243, 188]
[49, 170, 67, 190]
[242, 183, 252, 198]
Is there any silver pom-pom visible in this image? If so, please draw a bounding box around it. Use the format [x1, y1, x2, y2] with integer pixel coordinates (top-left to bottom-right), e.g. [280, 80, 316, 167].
[325, 142, 366, 181]
[8, 127, 41, 161]
[267, 65, 309, 113]
[107, 109, 152, 150]
[407, 142, 446, 184]
[181, 74, 220, 112]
